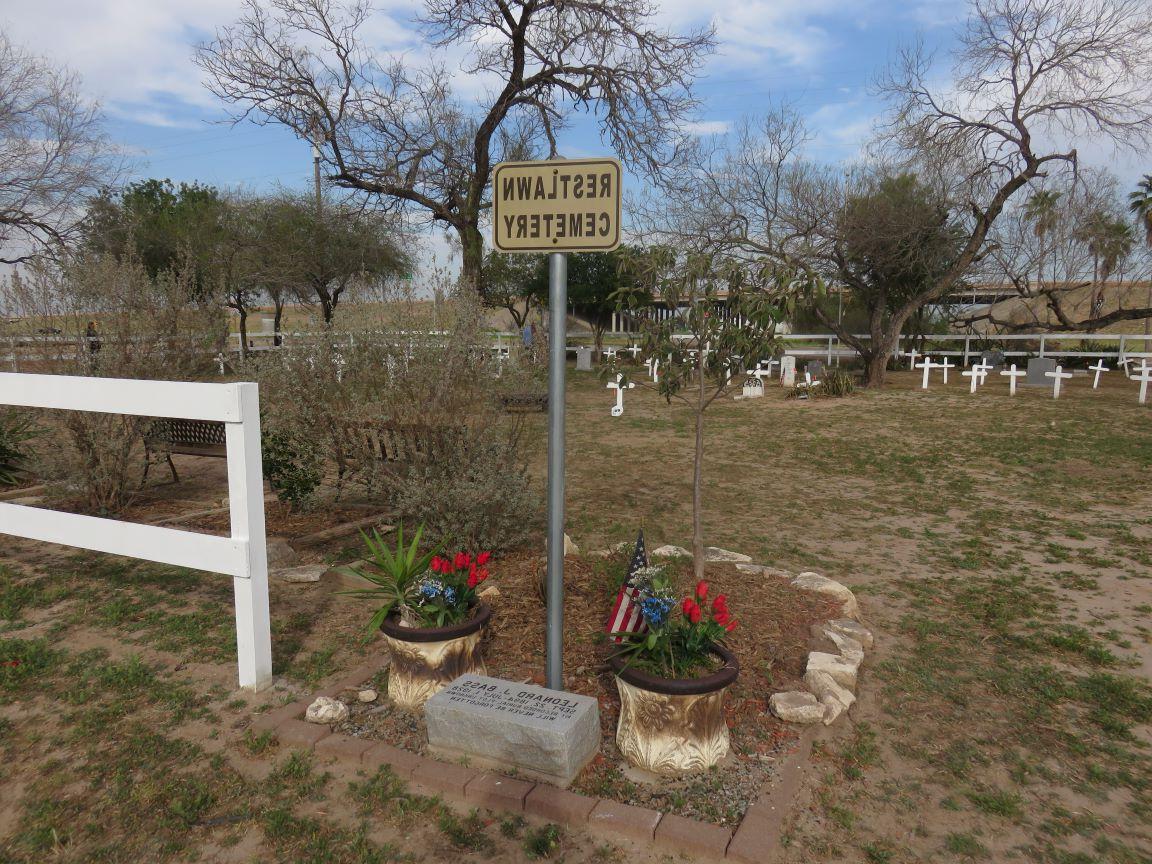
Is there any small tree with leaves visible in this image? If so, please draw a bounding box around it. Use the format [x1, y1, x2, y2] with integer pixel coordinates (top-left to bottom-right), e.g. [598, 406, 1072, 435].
[615, 248, 792, 581]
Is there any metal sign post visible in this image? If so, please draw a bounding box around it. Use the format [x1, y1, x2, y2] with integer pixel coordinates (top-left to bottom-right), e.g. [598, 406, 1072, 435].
[546, 252, 567, 689]
[491, 156, 621, 691]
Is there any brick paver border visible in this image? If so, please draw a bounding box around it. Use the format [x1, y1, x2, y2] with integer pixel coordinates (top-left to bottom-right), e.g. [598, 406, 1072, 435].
[248, 655, 815, 862]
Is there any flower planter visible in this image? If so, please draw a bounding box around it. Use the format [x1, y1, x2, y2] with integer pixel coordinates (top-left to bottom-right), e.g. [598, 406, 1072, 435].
[609, 644, 739, 774]
[379, 603, 491, 710]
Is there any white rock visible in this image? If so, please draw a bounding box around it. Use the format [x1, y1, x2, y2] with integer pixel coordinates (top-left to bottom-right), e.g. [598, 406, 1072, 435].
[792, 572, 859, 618]
[704, 547, 753, 563]
[477, 584, 501, 601]
[358, 689, 378, 703]
[565, 534, 579, 555]
[807, 651, 859, 690]
[735, 563, 794, 578]
[822, 630, 865, 666]
[769, 691, 824, 724]
[276, 564, 326, 584]
[804, 669, 855, 725]
[305, 696, 349, 725]
[651, 544, 691, 559]
[826, 619, 874, 649]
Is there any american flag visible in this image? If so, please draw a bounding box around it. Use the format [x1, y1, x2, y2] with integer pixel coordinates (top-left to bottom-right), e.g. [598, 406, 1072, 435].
[606, 530, 649, 643]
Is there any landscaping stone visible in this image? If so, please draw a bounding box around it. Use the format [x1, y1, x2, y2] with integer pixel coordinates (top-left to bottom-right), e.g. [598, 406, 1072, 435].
[806, 651, 858, 690]
[823, 629, 865, 665]
[653, 812, 733, 862]
[735, 563, 794, 578]
[424, 675, 600, 787]
[826, 618, 874, 649]
[464, 773, 535, 811]
[275, 564, 326, 583]
[266, 538, 299, 568]
[768, 691, 825, 724]
[651, 544, 691, 559]
[804, 669, 855, 725]
[587, 799, 663, 843]
[276, 718, 331, 749]
[524, 784, 597, 826]
[703, 546, 752, 563]
[791, 572, 859, 618]
[305, 696, 350, 725]
[357, 689, 378, 703]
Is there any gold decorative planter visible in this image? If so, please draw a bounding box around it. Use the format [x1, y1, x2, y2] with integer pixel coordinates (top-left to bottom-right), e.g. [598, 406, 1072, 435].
[610, 645, 739, 775]
[380, 603, 491, 711]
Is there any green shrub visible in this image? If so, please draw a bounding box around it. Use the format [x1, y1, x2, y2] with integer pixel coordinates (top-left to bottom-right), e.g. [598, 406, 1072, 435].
[261, 429, 322, 510]
[819, 368, 856, 397]
[0, 409, 37, 486]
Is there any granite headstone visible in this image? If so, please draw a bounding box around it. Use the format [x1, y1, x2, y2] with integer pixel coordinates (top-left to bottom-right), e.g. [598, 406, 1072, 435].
[425, 675, 600, 787]
[576, 348, 594, 371]
[1025, 357, 1056, 387]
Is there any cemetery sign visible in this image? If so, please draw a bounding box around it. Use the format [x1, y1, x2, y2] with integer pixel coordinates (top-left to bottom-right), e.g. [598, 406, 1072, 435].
[492, 158, 622, 253]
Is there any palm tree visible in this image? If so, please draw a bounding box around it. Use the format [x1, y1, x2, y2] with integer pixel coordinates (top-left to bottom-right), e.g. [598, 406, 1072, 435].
[1024, 190, 1062, 323]
[1128, 175, 1152, 335]
[1075, 211, 1135, 326]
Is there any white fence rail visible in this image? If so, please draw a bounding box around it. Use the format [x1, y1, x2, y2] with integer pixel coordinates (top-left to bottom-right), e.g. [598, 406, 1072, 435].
[0, 373, 272, 689]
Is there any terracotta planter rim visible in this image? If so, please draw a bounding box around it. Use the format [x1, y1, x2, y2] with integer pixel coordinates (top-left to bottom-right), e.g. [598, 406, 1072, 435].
[609, 642, 739, 696]
[379, 601, 491, 643]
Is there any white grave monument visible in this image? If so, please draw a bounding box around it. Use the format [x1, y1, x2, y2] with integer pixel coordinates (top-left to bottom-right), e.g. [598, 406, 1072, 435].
[741, 376, 765, 399]
[1134, 366, 1152, 405]
[1000, 364, 1026, 396]
[1088, 360, 1109, 389]
[961, 368, 983, 394]
[780, 356, 797, 388]
[939, 357, 955, 383]
[644, 357, 660, 383]
[607, 373, 634, 416]
[1045, 365, 1073, 399]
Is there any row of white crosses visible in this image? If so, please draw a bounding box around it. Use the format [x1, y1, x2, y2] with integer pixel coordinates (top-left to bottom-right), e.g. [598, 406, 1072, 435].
[915, 356, 956, 388]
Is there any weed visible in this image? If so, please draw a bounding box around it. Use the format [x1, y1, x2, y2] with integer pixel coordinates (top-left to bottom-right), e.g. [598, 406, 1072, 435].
[523, 823, 563, 859]
[437, 808, 495, 853]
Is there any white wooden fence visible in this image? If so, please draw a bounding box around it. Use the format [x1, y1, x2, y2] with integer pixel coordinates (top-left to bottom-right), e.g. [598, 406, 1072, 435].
[0, 373, 273, 689]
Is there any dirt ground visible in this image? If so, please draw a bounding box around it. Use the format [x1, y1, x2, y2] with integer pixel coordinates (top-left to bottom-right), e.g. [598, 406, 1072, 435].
[2, 362, 1151, 863]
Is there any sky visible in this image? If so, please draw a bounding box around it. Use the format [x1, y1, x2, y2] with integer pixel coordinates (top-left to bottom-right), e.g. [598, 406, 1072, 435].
[1, 0, 1146, 271]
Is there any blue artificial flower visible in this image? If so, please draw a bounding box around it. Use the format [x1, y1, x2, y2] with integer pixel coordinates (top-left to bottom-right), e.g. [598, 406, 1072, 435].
[638, 594, 676, 628]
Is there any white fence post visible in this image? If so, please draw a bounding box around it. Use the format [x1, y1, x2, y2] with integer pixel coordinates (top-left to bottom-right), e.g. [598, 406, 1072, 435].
[226, 383, 273, 689]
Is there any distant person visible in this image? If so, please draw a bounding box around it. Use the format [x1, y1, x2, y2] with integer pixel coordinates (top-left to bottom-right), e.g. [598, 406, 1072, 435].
[85, 321, 101, 354]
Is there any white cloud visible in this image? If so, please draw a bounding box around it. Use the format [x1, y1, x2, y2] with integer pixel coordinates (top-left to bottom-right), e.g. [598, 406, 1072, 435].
[683, 119, 731, 136]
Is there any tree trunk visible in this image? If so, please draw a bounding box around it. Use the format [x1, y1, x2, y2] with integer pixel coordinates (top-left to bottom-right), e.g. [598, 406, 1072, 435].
[459, 221, 485, 298]
[273, 298, 285, 347]
[691, 356, 706, 583]
[237, 306, 249, 360]
[863, 349, 890, 386]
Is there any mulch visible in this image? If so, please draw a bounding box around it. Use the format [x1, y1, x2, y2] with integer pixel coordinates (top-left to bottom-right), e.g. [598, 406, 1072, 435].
[335, 547, 841, 826]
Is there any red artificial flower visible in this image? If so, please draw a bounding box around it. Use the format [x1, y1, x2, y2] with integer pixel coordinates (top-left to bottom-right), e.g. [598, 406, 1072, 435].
[688, 604, 703, 624]
[714, 610, 730, 626]
[476, 568, 489, 583]
[430, 556, 444, 573]
[695, 581, 709, 600]
[467, 572, 479, 589]
[681, 597, 695, 616]
[477, 551, 492, 566]
[724, 620, 738, 633]
[454, 552, 469, 570]
[712, 593, 728, 612]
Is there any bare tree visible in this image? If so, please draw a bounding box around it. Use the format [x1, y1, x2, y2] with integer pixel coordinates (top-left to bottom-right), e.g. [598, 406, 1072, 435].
[0, 33, 119, 264]
[857, 0, 1152, 381]
[194, 0, 714, 296]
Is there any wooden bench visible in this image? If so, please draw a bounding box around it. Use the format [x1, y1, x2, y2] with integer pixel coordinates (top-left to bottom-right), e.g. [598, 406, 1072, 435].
[499, 392, 548, 413]
[334, 420, 464, 489]
[143, 418, 227, 483]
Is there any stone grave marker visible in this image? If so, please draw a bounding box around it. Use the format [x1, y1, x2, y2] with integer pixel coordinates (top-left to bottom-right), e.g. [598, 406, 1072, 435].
[980, 349, 1005, 369]
[780, 355, 797, 388]
[741, 376, 765, 399]
[1025, 357, 1056, 387]
[425, 674, 600, 787]
[576, 347, 594, 371]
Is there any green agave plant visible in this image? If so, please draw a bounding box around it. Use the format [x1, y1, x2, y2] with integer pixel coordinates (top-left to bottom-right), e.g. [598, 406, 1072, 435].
[339, 523, 444, 632]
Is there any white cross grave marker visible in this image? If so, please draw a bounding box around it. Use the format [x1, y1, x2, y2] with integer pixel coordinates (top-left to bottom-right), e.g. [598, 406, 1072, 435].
[962, 368, 982, 394]
[1045, 365, 1073, 399]
[974, 360, 993, 383]
[1000, 364, 1026, 396]
[760, 358, 780, 379]
[906, 348, 920, 370]
[939, 357, 955, 384]
[1088, 360, 1109, 389]
[916, 357, 935, 389]
[746, 363, 772, 385]
[644, 357, 660, 384]
[1135, 366, 1152, 405]
[607, 373, 634, 416]
[602, 348, 618, 362]
[626, 345, 641, 359]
